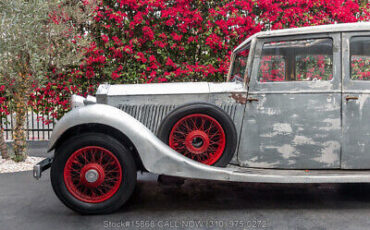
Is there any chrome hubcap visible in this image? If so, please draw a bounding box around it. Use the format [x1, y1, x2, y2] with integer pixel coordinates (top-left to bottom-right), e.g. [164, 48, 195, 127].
[192, 137, 204, 148]
[85, 169, 99, 183]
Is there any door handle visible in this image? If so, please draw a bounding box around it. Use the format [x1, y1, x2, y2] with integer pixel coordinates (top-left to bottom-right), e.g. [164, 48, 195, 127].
[246, 97, 259, 102]
[345, 96, 359, 101]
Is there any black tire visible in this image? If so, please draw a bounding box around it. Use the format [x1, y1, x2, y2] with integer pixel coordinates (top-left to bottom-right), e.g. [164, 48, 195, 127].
[157, 102, 237, 167]
[50, 132, 137, 214]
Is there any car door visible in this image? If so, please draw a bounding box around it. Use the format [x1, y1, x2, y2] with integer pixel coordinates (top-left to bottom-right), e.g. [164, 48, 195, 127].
[238, 33, 342, 169]
[341, 33, 370, 169]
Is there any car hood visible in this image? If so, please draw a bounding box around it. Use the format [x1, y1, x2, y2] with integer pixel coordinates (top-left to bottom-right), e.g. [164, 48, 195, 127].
[96, 82, 245, 97]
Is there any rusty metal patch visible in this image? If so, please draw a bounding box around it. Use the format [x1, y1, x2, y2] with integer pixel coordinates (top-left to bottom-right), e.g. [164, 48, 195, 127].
[230, 93, 247, 104]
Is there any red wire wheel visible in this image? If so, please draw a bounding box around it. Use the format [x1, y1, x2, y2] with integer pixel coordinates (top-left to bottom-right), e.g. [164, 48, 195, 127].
[169, 114, 226, 165]
[63, 146, 122, 203]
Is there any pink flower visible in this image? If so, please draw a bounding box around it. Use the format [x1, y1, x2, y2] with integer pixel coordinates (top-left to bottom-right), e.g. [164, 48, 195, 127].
[166, 57, 175, 68]
[142, 26, 154, 40]
[149, 55, 156, 63]
[136, 52, 147, 63]
[171, 33, 182, 41]
[101, 35, 109, 44]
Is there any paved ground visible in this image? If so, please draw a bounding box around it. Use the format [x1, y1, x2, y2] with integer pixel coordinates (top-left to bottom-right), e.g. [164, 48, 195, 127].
[6, 141, 50, 157]
[2, 171, 370, 230]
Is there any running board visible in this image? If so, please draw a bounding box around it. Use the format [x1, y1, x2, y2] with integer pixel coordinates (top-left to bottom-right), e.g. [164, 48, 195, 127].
[167, 164, 370, 184]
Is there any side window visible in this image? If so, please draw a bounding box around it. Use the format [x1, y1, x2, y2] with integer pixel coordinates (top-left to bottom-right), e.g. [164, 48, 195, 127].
[296, 55, 333, 81]
[258, 38, 333, 82]
[258, 55, 286, 82]
[229, 46, 250, 82]
[350, 36, 370, 80]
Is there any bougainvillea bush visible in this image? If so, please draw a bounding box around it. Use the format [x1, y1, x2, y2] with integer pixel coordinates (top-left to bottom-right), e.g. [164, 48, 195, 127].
[32, 0, 369, 120]
[0, 85, 9, 159]
[0, 86, 8, 118]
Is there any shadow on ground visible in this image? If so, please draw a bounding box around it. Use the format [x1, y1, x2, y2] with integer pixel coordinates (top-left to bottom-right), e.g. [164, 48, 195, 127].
[2, 171, 370, 229]
[127, 178, 370, 212]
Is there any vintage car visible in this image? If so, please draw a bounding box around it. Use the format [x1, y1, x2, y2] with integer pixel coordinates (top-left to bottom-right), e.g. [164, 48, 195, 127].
[34, 22, 370, 214]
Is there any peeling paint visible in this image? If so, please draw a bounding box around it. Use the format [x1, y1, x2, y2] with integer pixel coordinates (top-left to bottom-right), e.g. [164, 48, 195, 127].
[292, 136, 316, 145]
[357, 94, 369, 112]
[260, 108, 281, 115]
[260, 132, 276, 138]
[277, 144, 297, 159]
[297, 127, 304, 132]
[319, 118, 341, 131]
[291, 114, 299, 118]
[307, 80, 332, 89]
[326, 96, 333, 103]
[273, 123, 292, 134]
[313, 141, 340, 165]
[258, 96, 267, 108]
[358, 141, 366, 153]
[244, 156, 280, 168]
[356, 94, 370, 119]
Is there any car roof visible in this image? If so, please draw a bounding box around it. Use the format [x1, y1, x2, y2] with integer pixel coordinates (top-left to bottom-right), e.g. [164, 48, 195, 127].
[234, 22, 370, 52]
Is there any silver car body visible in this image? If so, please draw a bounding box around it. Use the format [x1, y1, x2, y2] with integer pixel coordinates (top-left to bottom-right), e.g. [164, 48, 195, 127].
[48, 22, 370, 183]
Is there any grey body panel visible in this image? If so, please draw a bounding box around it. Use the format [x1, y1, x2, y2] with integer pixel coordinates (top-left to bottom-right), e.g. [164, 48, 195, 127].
[239, 33, 342, 169]
[48, 104, 370, 183]
[342, 32, 370, 169]
[239, 93, 341, 169]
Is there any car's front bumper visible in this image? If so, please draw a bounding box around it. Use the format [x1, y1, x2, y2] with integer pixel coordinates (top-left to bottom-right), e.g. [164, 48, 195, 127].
[33, 157, 53, 180]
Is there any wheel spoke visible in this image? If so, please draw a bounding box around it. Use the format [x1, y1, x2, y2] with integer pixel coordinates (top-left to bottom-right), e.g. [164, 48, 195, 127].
[184, 119, 193, 132]
[190, 117, 198, 129]
[199, 118, 206, 131]
[174, 130, 187, 136]
[82, 149, 89, 163]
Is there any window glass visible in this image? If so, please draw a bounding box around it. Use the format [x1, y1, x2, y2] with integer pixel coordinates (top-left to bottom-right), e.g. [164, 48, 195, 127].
[229, 46, 249, 82]
[350, 36, 370, 80]
[296, 55, 333, 81]
[258, 55, 286, 82]
[258, 38, 333, 82]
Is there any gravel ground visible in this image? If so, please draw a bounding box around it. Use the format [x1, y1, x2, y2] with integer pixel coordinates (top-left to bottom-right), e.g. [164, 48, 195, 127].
[0, 156, 44, 173]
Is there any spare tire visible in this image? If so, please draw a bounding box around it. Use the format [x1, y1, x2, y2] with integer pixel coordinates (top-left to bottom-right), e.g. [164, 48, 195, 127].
[157, 102, 237, 167]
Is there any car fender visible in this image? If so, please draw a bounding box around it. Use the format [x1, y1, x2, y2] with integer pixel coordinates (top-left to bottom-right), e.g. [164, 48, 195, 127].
[48, 103, 238, 180]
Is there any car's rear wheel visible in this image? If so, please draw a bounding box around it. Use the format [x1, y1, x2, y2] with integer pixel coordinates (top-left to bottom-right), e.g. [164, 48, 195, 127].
[51, 132, 136, 214]
[157, 103, 237, 166]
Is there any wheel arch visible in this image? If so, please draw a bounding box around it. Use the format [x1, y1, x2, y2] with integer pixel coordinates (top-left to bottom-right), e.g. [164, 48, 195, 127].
[51, 123, 145, 171]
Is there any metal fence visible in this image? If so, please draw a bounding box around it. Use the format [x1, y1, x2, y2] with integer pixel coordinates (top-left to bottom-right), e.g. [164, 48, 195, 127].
[1, 110, 55, 141]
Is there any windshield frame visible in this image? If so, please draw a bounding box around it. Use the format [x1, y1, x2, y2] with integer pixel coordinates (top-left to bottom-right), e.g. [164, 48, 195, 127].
[226, 39, 254, 87]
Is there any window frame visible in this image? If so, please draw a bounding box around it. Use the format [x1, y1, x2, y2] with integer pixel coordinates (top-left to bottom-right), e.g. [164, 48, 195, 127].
[227, 38, 257, 88]
[249, 33, 341, 93]
[228, 44, 251, 83]
[343, 32, 370, 91]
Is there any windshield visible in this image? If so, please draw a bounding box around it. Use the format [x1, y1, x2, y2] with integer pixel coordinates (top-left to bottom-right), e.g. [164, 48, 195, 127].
[228, 45, 250, 82]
